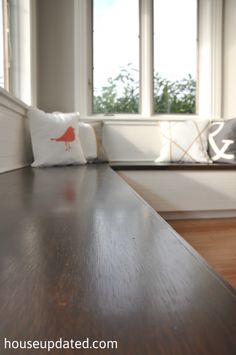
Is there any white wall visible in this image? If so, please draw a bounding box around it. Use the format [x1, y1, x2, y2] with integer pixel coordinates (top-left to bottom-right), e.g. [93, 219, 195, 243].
[0, 89, 32, 173]
[37, 0, 75, 112]
[103, 122, 162, 161]
[223, 0, 236, 118]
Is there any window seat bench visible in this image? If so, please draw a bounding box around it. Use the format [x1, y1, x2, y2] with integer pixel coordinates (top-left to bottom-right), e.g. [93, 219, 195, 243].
[0, 165, 235, 354]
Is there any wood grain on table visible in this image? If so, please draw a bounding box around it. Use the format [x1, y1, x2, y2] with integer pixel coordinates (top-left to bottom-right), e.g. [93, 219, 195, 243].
[0, 165, 235, 354]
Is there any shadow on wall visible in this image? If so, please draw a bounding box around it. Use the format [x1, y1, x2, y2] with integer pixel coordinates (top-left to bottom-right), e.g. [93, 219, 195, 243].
[103, 123, 162, 161]
[118, 170, 236, 212]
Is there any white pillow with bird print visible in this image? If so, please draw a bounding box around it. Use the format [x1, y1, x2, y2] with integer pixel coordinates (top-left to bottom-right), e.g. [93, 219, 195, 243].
[28, 108, 86, 167]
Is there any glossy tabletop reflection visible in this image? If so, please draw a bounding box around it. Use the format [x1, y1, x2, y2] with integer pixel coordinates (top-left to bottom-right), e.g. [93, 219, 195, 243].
[0, 165, 235, 354]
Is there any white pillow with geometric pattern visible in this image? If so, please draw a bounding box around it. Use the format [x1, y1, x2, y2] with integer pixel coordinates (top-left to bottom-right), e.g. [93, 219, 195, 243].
[155, 120, 211, 163]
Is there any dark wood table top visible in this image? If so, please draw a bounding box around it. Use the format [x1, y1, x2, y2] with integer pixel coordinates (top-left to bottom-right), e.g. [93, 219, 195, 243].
[0, 165, 235, 354]
[110, 161, 236, 170]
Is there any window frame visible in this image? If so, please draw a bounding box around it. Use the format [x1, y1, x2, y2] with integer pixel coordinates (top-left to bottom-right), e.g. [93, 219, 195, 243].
[0, 0, 36, 106]
[74, 0, 223, 121]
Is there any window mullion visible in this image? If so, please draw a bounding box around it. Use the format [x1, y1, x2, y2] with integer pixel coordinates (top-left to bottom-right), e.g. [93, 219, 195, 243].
[140, 0, 153, 117]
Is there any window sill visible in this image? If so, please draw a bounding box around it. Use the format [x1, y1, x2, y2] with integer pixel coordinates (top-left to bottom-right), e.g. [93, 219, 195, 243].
[81, 114, 217, 124]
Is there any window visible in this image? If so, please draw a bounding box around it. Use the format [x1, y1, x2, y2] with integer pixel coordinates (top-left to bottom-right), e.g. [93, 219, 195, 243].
[92, 0, 197, 115]
[93, 0, 139, 114]
[76, 0, 223, 119]
[154, 0, 197, 114]
[0, 0, 32, 105]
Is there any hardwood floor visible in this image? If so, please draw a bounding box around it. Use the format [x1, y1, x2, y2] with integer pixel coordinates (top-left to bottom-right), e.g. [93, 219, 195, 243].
[168, 218, 236, 288]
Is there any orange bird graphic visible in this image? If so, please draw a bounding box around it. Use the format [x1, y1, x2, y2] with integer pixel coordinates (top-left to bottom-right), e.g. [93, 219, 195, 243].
[51, 126, 76, 151]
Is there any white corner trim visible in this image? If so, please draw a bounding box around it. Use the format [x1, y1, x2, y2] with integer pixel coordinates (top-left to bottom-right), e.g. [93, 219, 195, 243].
[74, 0, 93, 116]
[198, 0, 223, 119]
[210, 0, 223, 119]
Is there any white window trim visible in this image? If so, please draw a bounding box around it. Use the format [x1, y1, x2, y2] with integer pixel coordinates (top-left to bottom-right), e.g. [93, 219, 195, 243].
[30, 0, 37, 107]
[9, 0, 32, 105]
[74, 0, 223, 121]
[0, 0, 36, 106]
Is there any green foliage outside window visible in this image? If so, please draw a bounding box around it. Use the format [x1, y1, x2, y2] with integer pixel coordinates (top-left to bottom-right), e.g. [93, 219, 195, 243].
[93, 65, 196, 114]
[154, 74, 196, 114]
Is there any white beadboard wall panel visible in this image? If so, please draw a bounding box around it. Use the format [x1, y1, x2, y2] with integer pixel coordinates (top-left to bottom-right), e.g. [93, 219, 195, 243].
[0, 91, 32, 173]
[118, 171, 236, 213]
[103, 123, 162, 161]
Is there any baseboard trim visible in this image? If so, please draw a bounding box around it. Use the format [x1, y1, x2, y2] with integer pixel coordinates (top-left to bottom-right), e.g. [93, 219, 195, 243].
[0, 164, 30, 174]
